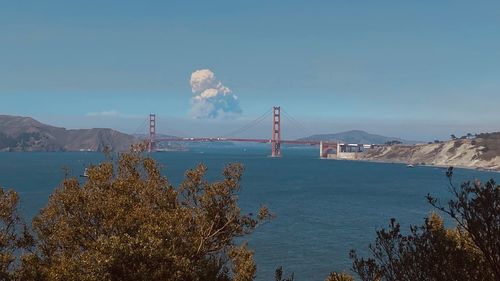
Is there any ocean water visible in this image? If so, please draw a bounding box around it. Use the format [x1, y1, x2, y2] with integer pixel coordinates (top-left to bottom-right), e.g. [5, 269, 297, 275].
[0, 147, 497, 280]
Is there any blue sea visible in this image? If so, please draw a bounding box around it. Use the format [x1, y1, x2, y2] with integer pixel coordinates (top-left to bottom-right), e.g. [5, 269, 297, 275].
[0, 147, 497, 281]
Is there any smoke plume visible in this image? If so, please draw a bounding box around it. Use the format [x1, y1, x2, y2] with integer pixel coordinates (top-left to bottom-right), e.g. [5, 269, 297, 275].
[189, 69, 241, 119]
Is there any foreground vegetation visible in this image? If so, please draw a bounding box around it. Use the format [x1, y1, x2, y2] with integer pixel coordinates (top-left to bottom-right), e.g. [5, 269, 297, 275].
[0, 148, 498, 280]
[347, 167, 499, 281]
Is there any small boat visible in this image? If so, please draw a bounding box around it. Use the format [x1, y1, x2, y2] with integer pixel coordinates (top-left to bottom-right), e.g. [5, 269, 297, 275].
[406, 164, 414, 168]
[80, 168, 89, 178]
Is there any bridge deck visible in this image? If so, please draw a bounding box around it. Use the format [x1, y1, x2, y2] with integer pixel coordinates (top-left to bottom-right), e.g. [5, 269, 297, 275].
[151, 137, 321, 145]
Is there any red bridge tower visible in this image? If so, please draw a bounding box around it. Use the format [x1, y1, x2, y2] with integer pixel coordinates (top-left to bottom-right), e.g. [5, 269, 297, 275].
[271, 106, 281, 157]
[148, 114, 156, 152]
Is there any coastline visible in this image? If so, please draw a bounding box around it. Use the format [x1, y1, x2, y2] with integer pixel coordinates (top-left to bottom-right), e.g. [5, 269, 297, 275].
[351, 138, 500, 173]
[350, 158, 500, 173]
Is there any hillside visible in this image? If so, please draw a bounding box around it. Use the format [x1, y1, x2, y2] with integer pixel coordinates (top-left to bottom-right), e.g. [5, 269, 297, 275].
[361, 133, 500, 171]
[299, 130, 413, 144]
[0, 115, 139, 152]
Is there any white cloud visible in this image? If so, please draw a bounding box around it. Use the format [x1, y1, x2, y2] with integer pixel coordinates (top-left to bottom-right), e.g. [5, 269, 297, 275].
[189, 69, 241, 119]
[85, 110, 120, 117]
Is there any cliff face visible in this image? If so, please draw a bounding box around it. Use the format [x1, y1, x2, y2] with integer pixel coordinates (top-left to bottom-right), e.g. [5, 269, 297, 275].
[361, 133, 500, 171]
[0, 115, 139, 152]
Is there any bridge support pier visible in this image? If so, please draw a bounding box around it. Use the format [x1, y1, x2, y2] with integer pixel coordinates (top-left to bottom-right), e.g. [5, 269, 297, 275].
[271, 106, 281, 157]
[319, 141, 338, 158]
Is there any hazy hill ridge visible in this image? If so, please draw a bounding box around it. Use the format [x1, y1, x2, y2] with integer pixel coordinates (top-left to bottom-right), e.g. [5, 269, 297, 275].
[361, 133, 500, 171]
[0, 115, 139, 152]
[299, 130, 413, 144]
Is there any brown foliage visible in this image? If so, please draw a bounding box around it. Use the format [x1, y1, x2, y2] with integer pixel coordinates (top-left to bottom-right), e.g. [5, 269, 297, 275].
[350, 214, 488, 281]
[19, 149, 271, 281]
[2, 148, 498, 281]
[0, 188, 33, 281]
[350, 167, 499, 281]
[229, 244, 256, 281]
[324, 272, 354, 281]
[427, 167, 500, 279]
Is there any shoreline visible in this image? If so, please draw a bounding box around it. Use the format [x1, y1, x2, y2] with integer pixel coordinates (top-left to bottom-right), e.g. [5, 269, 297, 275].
[323, 157, 500, 173]
[356, 158, 500, 173]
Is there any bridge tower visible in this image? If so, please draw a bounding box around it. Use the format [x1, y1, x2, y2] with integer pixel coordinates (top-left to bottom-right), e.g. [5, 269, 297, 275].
[271, 106, 281, 157]
[148, 113, 156, 152]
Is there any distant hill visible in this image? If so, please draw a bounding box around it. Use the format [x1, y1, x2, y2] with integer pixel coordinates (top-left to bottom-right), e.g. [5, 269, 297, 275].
[298, 130, 414, 144]
[0, 115, 139, 152]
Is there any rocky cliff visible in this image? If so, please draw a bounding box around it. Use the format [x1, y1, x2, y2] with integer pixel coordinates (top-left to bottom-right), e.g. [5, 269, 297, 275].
[0, 115, 139, 152]
[361, 133, 500, 171]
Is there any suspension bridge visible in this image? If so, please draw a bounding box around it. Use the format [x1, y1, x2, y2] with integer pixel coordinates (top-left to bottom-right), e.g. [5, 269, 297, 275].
[140, 106, 338, 157]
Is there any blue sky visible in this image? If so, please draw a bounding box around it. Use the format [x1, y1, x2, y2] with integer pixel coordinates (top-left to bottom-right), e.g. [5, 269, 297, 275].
[1, 0, 499, 140]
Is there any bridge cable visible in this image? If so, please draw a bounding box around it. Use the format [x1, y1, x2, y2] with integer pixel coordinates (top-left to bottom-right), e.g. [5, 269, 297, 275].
[224, 110, 270, 136]
[132, 117, 149, 137]
[221, 107, 273, 138]
[161, 127, 193, 138]
[281, 109, 315, 138]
